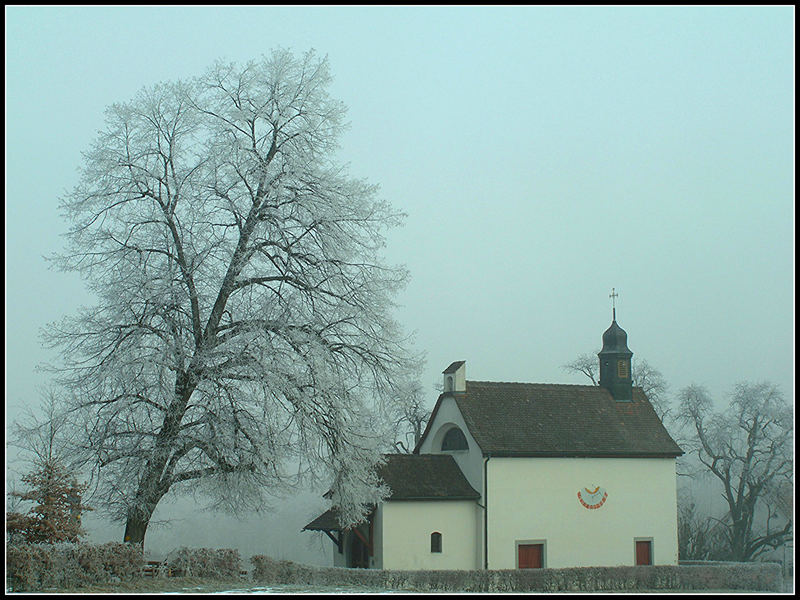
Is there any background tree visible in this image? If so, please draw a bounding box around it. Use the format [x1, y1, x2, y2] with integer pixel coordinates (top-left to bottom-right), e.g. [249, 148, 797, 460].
[6, 460, 92, 544]
[6, 387, 91, 544]
[561, 352, 670, 421]
[677, 382, 793, 561]
[676, 489, 727, 560]
[43, 49, 416, 545]
[391, 380, 430, 454]
[8, 386, 81, 469]
[562, 353, 599, 385]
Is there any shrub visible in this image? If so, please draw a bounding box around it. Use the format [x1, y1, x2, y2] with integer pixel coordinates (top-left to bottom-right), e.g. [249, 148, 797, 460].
[250, 554, 297, 584]
[164, 547, 242, 579]
[5, 542, 143, 592]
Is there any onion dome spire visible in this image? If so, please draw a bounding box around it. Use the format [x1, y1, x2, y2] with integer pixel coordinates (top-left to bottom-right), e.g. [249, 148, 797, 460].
[598, 288, 633, 402]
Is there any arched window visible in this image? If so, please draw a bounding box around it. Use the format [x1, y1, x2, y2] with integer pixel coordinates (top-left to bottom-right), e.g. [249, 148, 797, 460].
[446, 376, 454, 392]
[431, 531, 442, 553]
[441, 427, 468, 451]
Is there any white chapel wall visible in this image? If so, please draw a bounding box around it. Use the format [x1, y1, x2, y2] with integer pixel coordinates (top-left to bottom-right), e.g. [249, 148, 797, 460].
[417, 395, 484, 495]
[332, 535, 346, 567]
[486, 456, 679, 569]
[380, 500, 480, 570]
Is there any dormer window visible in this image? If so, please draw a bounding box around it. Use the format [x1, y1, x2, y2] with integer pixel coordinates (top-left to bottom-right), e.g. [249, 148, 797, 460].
[446, 376, 454, 392]
[441, 427, 468, 451]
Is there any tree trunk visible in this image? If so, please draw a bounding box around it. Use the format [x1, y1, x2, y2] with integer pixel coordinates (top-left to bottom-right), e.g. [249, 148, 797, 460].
[121, 373, 195, 546]
[123, 514, 150, 545]
[123, 497, 159, 545]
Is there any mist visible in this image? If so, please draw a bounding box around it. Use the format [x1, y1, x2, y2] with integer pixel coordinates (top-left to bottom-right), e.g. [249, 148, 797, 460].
[5, 6, 793, 564]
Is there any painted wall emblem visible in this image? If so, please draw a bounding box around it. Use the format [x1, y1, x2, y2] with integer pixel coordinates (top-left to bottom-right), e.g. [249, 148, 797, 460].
[577, 486, 608, 509]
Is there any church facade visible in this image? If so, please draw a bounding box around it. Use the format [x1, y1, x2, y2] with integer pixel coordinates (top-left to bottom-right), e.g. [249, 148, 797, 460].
[304, 317, 683, 570]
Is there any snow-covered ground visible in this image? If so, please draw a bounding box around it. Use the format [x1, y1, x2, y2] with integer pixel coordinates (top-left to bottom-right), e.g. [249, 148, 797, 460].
[158, 580, 794, 595]
[164, 583, 411, 594]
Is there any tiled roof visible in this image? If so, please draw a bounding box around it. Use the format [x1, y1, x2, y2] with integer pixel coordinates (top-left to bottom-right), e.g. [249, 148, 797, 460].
[302, 507, 340, 531]
[302, 454, 480, 531]
[421, 381, 683, 457]
[377, 453, 480, 500]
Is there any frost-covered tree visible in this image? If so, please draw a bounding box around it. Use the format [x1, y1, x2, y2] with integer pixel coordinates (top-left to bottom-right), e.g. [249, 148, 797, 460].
[44, 49, 416, 544]
[677, 382, 793, 561]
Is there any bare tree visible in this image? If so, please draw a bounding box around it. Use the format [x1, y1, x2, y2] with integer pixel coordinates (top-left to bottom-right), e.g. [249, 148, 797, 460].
[631, 358, 670, 422]
[677, 489, 727, 560]
[561, 353, 670, 421]
[43, 49, 416, 544]
[8, 386, 81, 470]
[561, 353, 599, 385]
[391, 381, 430, 454]
[677, 382, 793, 561]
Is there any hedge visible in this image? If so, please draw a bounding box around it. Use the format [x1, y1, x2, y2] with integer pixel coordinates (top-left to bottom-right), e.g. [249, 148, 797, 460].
[163, 546, 242, 579]
[6, 541, 143, 592]
[5, 543, 244, 592]
[250, 555, 783, 592]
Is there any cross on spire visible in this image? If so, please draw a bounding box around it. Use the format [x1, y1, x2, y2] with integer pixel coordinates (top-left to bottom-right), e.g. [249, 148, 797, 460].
[609, 288, 618, 321]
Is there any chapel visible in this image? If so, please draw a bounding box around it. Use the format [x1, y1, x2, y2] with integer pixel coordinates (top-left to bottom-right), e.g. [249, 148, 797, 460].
[303, 312, 683, 570]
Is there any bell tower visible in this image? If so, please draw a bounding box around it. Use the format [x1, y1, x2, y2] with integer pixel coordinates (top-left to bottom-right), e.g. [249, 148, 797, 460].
[598, 288, 633, 402]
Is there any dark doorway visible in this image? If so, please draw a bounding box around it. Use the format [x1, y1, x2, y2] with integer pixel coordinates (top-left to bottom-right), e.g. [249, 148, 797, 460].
[348, 532, 369, 568]
[518, 543, 544, 568]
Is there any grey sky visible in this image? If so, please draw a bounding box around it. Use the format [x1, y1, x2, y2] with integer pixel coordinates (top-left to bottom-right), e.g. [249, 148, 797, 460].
[4, 5, 794, 555]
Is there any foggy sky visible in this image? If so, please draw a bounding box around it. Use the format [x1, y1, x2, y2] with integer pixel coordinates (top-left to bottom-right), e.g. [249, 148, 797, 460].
[5, 6, 794, 560]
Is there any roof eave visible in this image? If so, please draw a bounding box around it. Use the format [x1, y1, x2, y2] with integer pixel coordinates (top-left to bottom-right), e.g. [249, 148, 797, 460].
[481, 451, 684, 458]
[388, 495, 480, 501]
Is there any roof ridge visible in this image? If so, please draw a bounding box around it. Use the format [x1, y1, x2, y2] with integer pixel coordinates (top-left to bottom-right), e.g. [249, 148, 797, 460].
[466, 379, 602, 389]
[382, 453, 452, 460]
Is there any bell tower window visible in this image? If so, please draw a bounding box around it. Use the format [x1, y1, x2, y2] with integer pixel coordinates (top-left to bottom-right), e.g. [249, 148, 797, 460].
[617, 360, 629, 378]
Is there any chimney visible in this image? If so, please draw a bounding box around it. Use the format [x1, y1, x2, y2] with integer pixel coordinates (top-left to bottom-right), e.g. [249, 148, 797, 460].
[443, 361, 466, 393]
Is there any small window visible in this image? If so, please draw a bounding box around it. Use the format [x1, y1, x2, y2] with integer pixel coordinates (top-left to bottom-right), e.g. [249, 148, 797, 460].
[441, 427, 468, 451]
[431, 532, 442, 553]
[446, 376, 454, 392]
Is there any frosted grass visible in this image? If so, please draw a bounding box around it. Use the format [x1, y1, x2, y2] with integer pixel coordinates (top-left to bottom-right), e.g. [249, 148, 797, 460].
[165, 583, 418, 594]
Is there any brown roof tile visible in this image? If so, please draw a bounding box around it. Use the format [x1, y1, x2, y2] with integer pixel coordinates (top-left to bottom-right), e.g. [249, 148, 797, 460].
[302, 507, 340, 531]
[302, 454, 480, 531]
[445, 381, 683, 457]
[377, 453, 480, 500]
